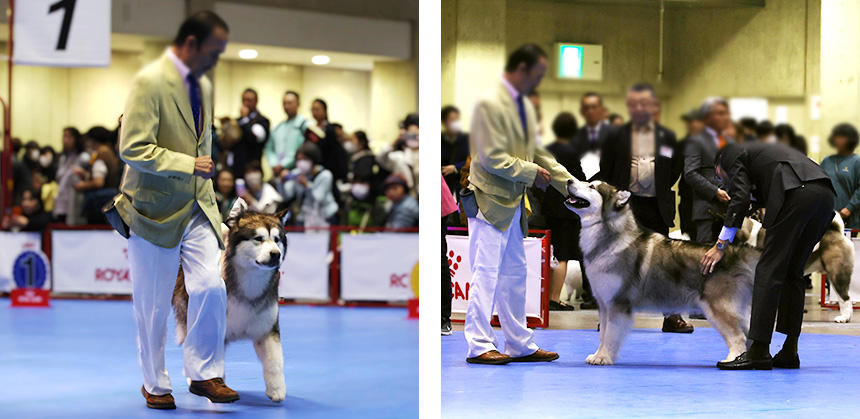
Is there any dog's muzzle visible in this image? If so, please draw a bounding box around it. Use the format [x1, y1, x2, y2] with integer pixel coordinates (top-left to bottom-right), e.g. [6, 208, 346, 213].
[565, 194, 590, 209]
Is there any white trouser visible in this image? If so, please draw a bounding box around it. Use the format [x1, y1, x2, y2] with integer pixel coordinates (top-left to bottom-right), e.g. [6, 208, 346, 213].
[129, 206, 226, 395]
[464, 205, 538, 358]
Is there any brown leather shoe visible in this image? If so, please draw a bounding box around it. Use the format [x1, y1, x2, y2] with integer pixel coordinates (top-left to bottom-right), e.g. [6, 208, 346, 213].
[141, 386, 176, 410]
[662, 314, 694, 333]
[510, 348, 559, 362]
[466, 350, 512, 365]
[189, 377, 240, 403]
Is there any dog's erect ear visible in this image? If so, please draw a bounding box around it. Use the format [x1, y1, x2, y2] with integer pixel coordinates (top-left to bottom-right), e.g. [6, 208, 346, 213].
[226, 198, 248, 227]
[615, 190, 631, 209]
[275, 208, 291, 226]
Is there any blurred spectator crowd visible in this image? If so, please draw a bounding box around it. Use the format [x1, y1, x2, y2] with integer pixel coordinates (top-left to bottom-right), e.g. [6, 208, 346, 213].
[2, 89, 419, 232]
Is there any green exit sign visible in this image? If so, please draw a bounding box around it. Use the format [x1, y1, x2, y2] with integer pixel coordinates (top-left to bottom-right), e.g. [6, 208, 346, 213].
[556, 43, 603, 81]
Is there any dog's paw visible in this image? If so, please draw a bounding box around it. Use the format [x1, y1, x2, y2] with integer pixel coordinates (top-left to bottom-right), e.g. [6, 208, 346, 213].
[834, 314, 851, 323]
[585, 352, 614, 365]
[266, 382, 286, 402]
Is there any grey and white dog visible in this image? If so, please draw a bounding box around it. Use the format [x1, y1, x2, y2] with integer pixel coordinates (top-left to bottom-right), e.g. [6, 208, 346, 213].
[564, 179, 759, 365]
[173, 199, 288, 402]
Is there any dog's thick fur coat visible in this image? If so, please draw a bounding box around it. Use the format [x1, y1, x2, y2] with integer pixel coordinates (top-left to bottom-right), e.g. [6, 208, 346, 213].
[565, 179, 758, 365]
[173, 199, 288, 401]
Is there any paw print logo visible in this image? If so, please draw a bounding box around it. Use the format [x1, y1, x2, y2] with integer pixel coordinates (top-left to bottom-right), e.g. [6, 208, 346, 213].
[447, 250, 462, 277]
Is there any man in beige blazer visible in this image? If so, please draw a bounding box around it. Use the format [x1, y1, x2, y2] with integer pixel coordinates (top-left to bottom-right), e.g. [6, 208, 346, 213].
[464, 44, 574, 364]
[116, 12, 236, 409]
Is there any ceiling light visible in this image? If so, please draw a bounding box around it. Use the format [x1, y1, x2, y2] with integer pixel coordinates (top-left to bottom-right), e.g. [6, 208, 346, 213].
[238, 49, 258, 59]
[311, 55, 330, 65]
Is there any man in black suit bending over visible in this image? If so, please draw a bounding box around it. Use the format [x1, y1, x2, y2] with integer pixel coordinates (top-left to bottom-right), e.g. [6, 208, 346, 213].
[600, 82, 691, 333]
[701, 142, 835, 370]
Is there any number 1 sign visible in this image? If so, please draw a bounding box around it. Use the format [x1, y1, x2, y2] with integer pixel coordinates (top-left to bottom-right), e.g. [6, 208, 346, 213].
[10, 250, 51, 307]
[13, 0, 110, 67]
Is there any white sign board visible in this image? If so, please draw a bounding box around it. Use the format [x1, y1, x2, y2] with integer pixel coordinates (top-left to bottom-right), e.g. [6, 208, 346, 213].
[52, 229, 132, 294]
[278, 232, 330, 300]
[0, 232, 43, 292]
[447, 235, 544, 319]
[340, 233, 418, 301]
[729, 97, 768, 122]
[14, 0, 111, 67]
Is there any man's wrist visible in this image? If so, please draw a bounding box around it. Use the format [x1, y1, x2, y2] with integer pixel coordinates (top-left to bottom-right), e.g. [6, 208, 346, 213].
[715, 239, 728, 251]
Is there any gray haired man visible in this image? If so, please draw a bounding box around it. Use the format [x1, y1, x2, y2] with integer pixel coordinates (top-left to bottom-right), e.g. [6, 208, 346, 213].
[683, 97, 734, 244]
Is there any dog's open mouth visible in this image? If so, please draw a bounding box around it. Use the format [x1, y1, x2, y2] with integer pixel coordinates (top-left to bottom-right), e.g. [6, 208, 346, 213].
[565, 195, 590, 209]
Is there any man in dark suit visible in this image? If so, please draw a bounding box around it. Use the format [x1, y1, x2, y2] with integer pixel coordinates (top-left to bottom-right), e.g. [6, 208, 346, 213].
[677, 108, 705, 238]
[574, 92, 612, 160]
[702, 142, 835, 370]
[600, 82, 691, 333]
[684, 97, 734, 243]
[233, 88, 270, 177]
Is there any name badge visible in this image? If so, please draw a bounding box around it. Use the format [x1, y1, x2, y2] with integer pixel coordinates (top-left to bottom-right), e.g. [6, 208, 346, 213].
[659, 145, 674, 158]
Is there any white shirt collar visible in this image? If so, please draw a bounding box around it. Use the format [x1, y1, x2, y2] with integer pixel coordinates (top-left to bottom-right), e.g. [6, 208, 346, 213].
[167, 47, 192, 83]
[705, 126, 720, 145]
[500, 75, 520, 101]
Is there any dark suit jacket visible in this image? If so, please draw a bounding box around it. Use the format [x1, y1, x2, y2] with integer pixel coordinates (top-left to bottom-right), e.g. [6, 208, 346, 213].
[317, 122, 349, 182]
[600, 121, 683, 228]
[684, 130, 733, 221]
[442, 132, 470, 194]
[720, 142, 835, 229]
[543, 140, 584, 219]
[235, 111, 270, 175]
[572, 122, 613, 180]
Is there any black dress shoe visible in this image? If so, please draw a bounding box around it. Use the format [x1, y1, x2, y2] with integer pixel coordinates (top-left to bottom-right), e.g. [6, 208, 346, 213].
[580, 299, 598, 310]
[549, 301, 575, 311]
[717, 352, 773, 370]
[772, 351, 800, 369]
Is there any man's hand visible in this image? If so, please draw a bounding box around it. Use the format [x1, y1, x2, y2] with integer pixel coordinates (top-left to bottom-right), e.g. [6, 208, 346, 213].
[716, 189, 731, 203]
[297, 174, 309, 187]
[841, 208, 851, 219]
[700, 242, 726, 275]
[533, 167, 551, 190]
[240, 105, 250, 118]
[441, 165, 457, 176]
[193, 156, 216, 179]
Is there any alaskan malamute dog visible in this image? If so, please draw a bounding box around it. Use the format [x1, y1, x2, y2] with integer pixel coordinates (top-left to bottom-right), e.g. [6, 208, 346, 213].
[738, 214, 854, 323]
[564, 179, 758, 365]
[173, 199, 288, 402]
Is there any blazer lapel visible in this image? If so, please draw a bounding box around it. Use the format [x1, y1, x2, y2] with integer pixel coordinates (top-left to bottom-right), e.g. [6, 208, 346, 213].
[200, 77, 212, 143]
[497, 82, 525, 143]
[163, 54, 197, 138]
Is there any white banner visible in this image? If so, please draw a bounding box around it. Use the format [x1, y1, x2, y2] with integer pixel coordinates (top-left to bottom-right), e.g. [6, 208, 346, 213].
[0, 232, 43, 292]
[826, 236, 860, 303]
[447, 235, 544, 319]
[278, 232, 330, 300]
[52, 229, 131, 294]
[340, 233, 419, 301]
[14, 0, 111, 67]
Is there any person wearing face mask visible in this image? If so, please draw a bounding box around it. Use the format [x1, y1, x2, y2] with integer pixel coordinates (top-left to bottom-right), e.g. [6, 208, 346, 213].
[23, 141, 43, 190]
[441, 105, 470, 200]
[383, 175, 418, 229]
[279, 142, 339, 227]
[379, 113, 420, 197]
[38, 146, 58, 182]
[340, 131, 389, 227]
[240, 161, 282, 214]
